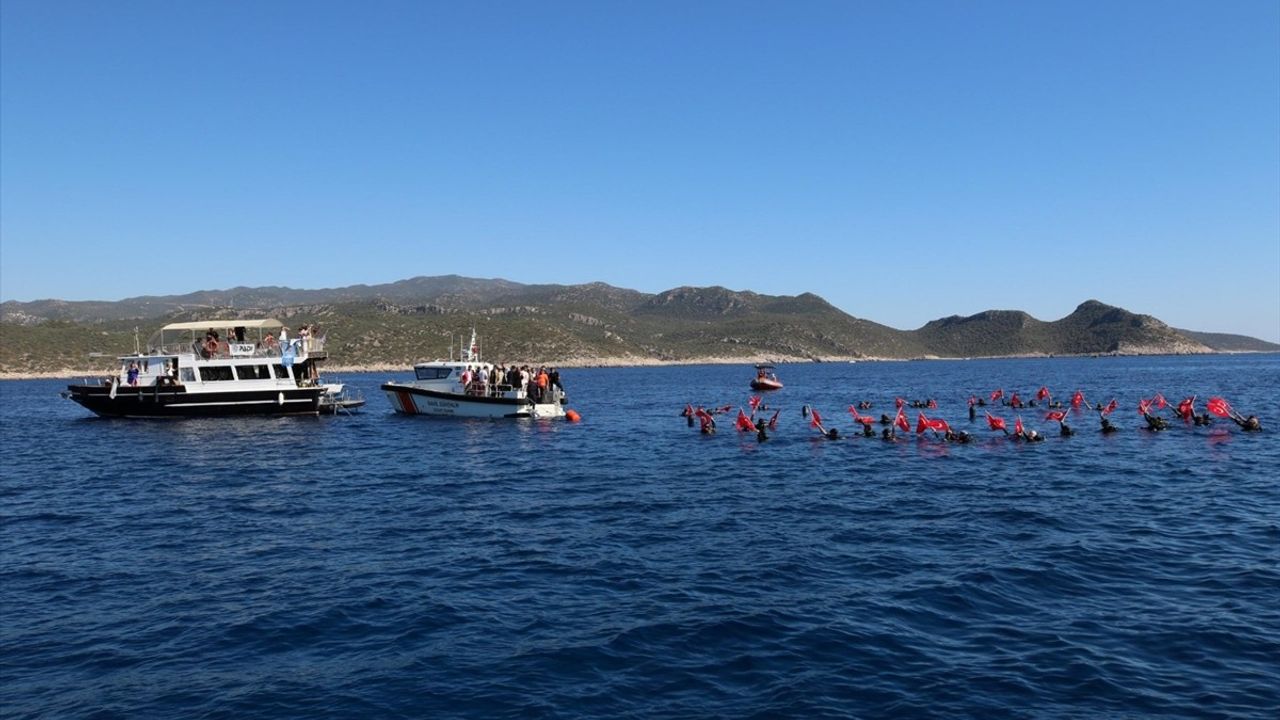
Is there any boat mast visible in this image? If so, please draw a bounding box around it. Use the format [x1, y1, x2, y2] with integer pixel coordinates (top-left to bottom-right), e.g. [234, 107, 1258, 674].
[463, 327, 478, 362]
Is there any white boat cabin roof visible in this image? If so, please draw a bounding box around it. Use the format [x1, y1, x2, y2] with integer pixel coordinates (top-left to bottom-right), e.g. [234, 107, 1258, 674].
[160, 319, 284, 332]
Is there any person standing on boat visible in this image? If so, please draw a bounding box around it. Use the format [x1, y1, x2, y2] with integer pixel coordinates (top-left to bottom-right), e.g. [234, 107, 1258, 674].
[299, 325, 310, 352]
[536, 368, 549, 403]
[126, 362, 140, 386]
[279, 326, 289, 347]
[477, 366, 490, 396]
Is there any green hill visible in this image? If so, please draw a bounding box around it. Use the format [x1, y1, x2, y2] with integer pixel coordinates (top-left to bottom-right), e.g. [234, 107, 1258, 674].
[1, 279, 1269, 376]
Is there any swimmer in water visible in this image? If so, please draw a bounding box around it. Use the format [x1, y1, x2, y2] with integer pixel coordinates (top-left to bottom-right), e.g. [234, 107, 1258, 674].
[1100, 417, 1118, 434]
[1143, 412, 1169, 431]
[1060, 421, 1074, 437]
[755, 419, 769, 442]
[882, 427, 896, 441]
[1239, 415, 1262, 432]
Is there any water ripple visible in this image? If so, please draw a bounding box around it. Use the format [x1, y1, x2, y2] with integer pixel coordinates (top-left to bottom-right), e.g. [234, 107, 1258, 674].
[3, 355, 1279, 718]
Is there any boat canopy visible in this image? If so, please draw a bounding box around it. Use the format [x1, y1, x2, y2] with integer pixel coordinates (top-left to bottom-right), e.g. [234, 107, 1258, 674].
[159, 319, 283, 332]
[755, 364, 776, 369]
[146, 318, 286, 355]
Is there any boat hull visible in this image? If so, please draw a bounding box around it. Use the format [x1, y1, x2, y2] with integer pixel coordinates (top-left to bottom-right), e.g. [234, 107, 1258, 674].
[381, 382, 564, 419]
[65, 384, 326, 418]
[750, 379, 784, 391]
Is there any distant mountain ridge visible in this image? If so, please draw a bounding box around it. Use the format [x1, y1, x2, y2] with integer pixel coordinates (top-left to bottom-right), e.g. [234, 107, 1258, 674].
[2, 276, 1276, 374]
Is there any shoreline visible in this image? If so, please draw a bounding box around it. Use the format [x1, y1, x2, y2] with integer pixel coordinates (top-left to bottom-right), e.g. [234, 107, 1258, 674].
[2, 350, 1267, 381]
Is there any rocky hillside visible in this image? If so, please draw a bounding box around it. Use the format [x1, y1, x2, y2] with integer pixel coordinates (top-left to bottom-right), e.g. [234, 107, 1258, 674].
[1, 278, 1271, 375]
[912, 301, 1212, 356]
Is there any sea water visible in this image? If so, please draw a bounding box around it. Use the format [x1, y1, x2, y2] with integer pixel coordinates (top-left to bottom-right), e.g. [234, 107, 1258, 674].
[2, 354, 1278, 718]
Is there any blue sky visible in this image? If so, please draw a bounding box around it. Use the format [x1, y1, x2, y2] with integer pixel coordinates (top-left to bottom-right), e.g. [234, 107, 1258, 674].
[3, 1, 1278, 341]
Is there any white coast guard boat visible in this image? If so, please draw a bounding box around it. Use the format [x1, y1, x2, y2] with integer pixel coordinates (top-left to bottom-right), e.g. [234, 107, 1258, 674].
[64, 319, 364, 417]
[381, 330, 567, 419]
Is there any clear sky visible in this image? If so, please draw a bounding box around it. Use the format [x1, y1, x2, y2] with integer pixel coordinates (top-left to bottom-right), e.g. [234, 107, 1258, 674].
[3, 1, 1278, 341]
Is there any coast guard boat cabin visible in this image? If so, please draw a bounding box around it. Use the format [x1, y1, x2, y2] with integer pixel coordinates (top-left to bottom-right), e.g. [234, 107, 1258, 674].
[381, 330, 567, 419]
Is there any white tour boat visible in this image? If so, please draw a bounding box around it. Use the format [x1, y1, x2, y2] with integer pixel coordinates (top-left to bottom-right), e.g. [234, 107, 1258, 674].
[381, 330, 567, 419]
[64, 319, 364, 417]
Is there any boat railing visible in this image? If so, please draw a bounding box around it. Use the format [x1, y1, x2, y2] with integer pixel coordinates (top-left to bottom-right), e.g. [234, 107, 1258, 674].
[146, 339, 324, 361]
[461, 382, 539, 400]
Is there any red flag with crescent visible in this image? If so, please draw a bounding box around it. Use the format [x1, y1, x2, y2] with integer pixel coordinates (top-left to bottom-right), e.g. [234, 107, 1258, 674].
[1138, 398, 1151, 416]
[1045, 409, 1068, 422]
[1101, 399, 1118, 416]
[768, 409, 780, 430]
[1014, 416, 1024, 436]
[895, 408, 910, 432]
[1071, 390, 1084, 409]
[928, 417, 950, 433]
[895, 397, 906, 409]
[927, 399, 937, 409]
[1010, 393, 1023, 408]
[1153, 393, 1167, 410]
[1036, 386, 1050, 401]
[1206, 397, 1233, 419]
[748, 395, 761, 412]
[736, 409, 755, 432]
[916, 412, 929, 434]
[810, 409, 824, 430]
[1177, 396, 1195, 419]
[990, 388, 1004, 401]
[682, 404, 693, 417]
[986, 412, 1007, 431]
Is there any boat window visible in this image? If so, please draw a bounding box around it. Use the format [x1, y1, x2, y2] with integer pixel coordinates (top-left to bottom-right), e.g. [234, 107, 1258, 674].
[415, 367, 453, 380]
[180, 367, 196, 382]
[273, 364, 291, 380]
[199, 366, 234, 382]
[235, 365, 271, 380]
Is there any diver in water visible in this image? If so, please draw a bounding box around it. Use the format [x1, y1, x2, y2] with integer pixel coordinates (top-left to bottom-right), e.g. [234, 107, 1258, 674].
[1100, 417, 1118, 434]
[825, 428, 840, 440]
[1060, 421, 1074, 437]
[945, 430, 973, 444]
[1143, 412, 1169, 431]
[755, 419, 769, 443]
[861, 423, 875, 438]
[1238, 415, 1262, 432]
[880, 413, 892, 425]
[882, 427, 896, 441]
[1194, 413, 1212, 427]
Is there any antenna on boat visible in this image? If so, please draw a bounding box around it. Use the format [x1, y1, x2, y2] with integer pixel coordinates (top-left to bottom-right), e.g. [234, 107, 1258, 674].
[133, 326, 140, 355]
[464, 327, 478, 362]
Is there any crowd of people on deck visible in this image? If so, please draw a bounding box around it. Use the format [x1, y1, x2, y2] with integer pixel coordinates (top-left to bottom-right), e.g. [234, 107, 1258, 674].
[681, 386, 1262, 444]
[458, 364, 563, 402]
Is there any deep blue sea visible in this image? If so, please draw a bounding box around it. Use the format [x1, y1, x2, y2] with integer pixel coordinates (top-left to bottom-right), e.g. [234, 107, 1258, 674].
[3, 355, 1279, 719]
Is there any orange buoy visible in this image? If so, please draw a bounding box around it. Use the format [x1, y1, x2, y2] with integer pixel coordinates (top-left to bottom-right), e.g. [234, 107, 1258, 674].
[565, 409, 581, 422]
